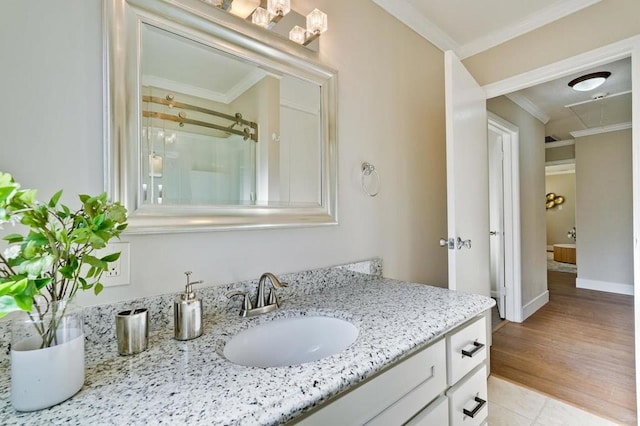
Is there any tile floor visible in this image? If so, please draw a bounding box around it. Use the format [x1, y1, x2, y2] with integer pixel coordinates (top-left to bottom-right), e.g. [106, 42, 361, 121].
[488, 376, 620, 426]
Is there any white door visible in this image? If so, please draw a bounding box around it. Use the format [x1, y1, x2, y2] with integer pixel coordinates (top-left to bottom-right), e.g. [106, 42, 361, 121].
[443, 51, 490, 296]
[488, 129, 506, 318]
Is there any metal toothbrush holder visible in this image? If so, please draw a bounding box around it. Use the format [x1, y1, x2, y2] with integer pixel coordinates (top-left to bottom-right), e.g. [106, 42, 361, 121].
[116, 308, 149, 355]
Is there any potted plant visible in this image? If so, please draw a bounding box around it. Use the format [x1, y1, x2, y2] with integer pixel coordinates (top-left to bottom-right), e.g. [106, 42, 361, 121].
[0, 171, 127, 411]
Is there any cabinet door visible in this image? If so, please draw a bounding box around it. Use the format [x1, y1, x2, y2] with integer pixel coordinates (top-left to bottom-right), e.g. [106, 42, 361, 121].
[405, 395, 448, 426]
[447, 365, 488, 426]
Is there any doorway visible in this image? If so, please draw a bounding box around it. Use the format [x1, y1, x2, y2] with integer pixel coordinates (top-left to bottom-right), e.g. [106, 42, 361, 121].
[480, 36, 639, 417]
[487, 114, 522, 323]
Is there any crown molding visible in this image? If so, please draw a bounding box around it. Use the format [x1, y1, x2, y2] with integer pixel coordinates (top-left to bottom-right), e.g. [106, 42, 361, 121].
[371, 0, 460, 53]
[570, 121, 632, 138]
[143, 74, 228, 103]
[458, 0, 601, 59]
[142, 69, 268, 104]
[505, 92, 550, 124]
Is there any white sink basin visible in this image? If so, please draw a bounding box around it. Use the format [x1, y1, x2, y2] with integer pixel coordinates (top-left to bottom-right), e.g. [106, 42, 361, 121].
[223, 316, 358, 368]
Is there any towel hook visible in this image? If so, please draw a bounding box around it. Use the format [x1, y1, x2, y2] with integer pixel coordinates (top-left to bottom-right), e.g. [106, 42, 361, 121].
[361, 162, 380, 197]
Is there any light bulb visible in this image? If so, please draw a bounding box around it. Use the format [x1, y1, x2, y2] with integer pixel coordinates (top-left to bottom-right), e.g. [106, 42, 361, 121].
[306, 8, 327, 34]
[267, 0, 290, 17]
[229, 0, 260, 18]
[289, 26, 307, 45]
[251, 7, 271, 28]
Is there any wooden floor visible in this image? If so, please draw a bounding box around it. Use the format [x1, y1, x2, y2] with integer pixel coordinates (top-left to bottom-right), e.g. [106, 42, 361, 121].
[491, 271, 637, 425]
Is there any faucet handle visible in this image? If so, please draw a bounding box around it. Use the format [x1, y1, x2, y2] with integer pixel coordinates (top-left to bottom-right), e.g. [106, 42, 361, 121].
[267, 288, 281, 307]
[226, 291, 252, 317]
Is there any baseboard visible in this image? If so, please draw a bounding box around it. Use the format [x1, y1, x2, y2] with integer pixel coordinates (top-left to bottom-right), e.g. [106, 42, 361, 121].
[576, 278, 634, 295]
[491, 290, 498, 299]
[522, 291, 549, 321]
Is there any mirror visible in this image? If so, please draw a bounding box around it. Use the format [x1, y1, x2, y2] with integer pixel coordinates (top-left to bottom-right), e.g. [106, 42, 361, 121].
[104, 0, 337, 233]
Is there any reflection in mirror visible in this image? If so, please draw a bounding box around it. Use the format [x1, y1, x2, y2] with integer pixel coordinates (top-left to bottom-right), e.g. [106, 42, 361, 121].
[140, 24, 321, 207]
[104, 0, 337, 233]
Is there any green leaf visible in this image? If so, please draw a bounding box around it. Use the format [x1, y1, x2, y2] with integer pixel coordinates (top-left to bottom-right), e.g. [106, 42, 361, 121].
[94, 282, 104, 295]
[0, 188, 15, 205]
[34, 277, 52, 290]
[88, 266, 100, 279]
[100, 252, 121, 263]
[18, 256, 54, 279]
[83, 254, 107, 270]
[0, 278, 27, 297]
[0, 295, 20, 314]
[48, 189, 63, 208]
[17, 189, 37, 205]
[3, 234, 24, 244]
[59, 264, 77, 279]
[13, 294, 33, 311]
[80, 277, 91, 290]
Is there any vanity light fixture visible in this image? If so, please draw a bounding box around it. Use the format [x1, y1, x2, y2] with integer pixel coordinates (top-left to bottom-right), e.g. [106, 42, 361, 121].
[208, 0, 328, 47]
[568, 71, 611, 92]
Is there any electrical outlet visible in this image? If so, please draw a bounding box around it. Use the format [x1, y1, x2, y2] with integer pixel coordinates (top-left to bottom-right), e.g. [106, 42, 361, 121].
[98, 242, 130, 287]
[105, 256, 121, 277]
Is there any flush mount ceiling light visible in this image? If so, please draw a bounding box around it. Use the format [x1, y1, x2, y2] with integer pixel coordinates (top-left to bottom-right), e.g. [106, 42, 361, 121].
[568, 71, 611, 92]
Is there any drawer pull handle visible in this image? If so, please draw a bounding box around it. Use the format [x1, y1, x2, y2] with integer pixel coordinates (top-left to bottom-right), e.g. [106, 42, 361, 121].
[463, 396, 486, 418]
[461, 341, 484, 358]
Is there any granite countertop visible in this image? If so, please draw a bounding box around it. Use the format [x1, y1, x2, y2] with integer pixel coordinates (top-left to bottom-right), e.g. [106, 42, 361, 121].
[0, 275, 494, 425]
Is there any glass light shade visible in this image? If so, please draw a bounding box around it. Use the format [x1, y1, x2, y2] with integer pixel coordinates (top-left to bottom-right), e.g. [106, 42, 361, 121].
[267, 0, 290, 16]
[571, 77, 607, 91]
[251, 7, 272, 28]
[229, 0, 260, 19]
[306, 8, 327, 34]
[289, 26, 307, 44]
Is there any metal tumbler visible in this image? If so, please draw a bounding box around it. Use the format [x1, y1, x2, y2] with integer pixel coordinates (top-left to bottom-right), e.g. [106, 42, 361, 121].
[116, 308, 149, 355]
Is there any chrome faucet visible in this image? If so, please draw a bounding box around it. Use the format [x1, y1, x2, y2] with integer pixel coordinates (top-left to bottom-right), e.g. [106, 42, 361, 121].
[227, 272, 288, 317]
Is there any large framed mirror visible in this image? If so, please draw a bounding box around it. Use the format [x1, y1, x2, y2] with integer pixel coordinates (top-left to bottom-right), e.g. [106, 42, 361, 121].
[104, 0, 337, 233]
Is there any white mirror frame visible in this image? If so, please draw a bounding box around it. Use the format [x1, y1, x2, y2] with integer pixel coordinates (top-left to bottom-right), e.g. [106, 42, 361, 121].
[103, 0, 338, 234]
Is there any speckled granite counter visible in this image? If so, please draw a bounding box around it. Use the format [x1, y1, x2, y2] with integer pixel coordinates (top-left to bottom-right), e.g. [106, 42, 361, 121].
[0, 259, 494, 425]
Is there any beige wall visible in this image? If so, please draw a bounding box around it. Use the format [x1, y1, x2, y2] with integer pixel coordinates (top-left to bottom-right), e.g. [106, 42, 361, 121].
[463, 0, 640, 85]
[545, 173, 576, 246]
[0, 0, 448, 306]
[487, 97, 547, 306]
[545, 145, 575, 163]
[575, 129, 633, 286]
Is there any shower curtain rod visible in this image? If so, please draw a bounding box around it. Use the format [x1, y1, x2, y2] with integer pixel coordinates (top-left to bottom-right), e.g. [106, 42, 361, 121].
[142, 95, 258, 142]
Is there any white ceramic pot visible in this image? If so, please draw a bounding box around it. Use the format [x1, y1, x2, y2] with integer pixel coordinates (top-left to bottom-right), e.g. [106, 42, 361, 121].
[10, 301, 85, 412]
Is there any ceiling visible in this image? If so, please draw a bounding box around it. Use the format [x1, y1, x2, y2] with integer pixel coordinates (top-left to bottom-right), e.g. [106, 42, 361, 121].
[372, 0, 601, 59]
[373, 0, 631, 141]
[508, 57, 632, 141]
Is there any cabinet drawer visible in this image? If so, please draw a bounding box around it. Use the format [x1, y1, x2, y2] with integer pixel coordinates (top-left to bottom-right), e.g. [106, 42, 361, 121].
[446, 316, 487, 385]
[446, 364, 488, 426]
[405, 395, 448, 426]
[298, 339, 446, 426]
[366, 341, 446, 426]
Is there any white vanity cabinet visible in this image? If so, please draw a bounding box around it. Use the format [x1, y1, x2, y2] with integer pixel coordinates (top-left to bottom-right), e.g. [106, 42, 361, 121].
[295, 315, 488, 426]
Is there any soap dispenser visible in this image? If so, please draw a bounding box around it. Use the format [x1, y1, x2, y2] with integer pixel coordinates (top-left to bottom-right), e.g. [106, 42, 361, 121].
[174, 271, 204, 341]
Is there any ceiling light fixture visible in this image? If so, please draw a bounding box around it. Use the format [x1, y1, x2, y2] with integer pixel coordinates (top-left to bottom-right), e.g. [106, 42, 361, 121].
[568, 71, 611, 92]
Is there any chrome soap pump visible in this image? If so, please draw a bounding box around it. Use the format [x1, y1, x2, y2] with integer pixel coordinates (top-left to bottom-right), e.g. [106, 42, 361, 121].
[174, 271, 204, 341]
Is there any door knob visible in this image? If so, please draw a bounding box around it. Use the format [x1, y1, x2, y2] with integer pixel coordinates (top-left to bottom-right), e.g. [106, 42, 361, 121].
[439, 238, 454, 249]
[489, 231, 498, 236]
